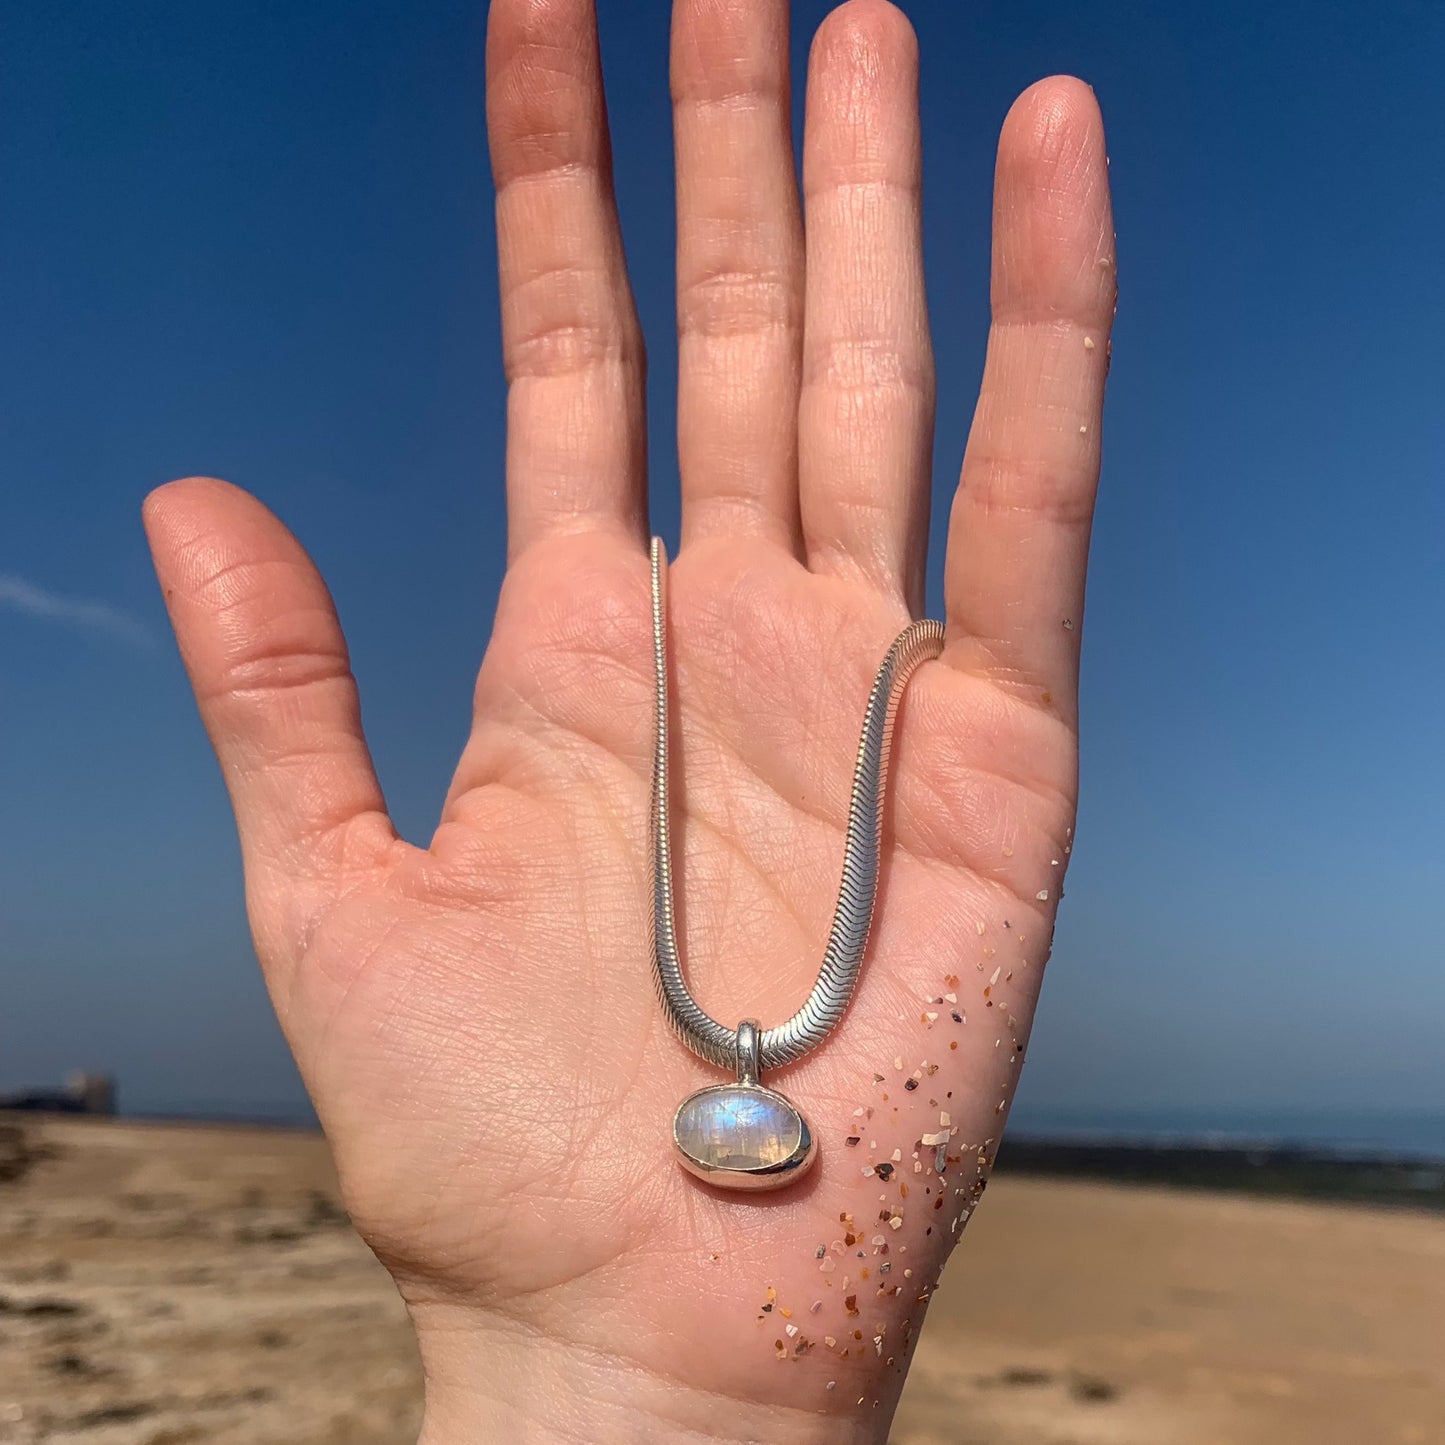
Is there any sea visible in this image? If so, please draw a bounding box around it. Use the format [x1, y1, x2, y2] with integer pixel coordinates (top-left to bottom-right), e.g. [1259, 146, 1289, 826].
[1006, 1103, 1445, 1163]
[129, 1099, 1445, 1165]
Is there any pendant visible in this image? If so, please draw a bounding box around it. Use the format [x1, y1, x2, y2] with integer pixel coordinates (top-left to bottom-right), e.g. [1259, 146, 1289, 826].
[672, 1020, 818, 1191]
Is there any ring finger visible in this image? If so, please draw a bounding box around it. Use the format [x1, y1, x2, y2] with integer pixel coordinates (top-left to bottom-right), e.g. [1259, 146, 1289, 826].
[798, 0, 934, 612]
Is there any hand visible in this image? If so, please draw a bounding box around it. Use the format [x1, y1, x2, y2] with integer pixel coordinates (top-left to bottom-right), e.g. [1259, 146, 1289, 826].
[144, 1, 1114, 1439]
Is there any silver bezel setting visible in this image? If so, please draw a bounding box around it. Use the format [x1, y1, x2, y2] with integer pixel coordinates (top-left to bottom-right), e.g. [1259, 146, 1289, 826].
[672, 1083, 818, 1192]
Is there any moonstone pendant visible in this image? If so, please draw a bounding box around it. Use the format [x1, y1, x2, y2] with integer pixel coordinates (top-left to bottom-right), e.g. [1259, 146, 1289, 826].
[672, 1020, 817, 1191]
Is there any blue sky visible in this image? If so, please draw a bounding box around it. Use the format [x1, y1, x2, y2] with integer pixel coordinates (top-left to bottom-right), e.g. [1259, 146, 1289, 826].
[2, 0, 1442, 1126]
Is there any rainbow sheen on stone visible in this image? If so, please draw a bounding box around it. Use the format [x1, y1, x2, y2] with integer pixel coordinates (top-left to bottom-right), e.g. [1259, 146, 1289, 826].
[672, 1084, 815, 1190]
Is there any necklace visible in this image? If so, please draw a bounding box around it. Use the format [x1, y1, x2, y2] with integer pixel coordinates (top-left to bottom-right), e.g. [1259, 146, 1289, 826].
[648, 539, 944, 1191]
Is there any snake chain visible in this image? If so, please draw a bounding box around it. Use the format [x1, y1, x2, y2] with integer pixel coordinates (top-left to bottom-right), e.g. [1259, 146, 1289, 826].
[648, 538, 945, 1072]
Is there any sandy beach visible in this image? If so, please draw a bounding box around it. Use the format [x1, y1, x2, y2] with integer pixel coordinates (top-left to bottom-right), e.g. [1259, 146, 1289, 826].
[1, 1115, 1441, 1444]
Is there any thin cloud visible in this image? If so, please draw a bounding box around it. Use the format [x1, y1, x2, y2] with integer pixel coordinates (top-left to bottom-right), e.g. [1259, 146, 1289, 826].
[0, 572, 153, 648]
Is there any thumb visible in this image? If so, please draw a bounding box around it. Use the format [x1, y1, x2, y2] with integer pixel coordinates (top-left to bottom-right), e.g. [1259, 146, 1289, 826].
[143, 476, 397, 976]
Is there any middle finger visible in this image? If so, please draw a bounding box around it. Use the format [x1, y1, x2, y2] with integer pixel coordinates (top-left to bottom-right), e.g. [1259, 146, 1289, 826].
[673, 0, 805, 554]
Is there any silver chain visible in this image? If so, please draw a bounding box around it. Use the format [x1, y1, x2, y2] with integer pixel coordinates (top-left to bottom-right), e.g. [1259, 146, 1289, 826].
[648, 538, 945, 1073]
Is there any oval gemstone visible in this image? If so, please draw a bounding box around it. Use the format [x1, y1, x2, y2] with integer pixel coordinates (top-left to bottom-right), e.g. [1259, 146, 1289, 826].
[674, 1084, 807, 1176]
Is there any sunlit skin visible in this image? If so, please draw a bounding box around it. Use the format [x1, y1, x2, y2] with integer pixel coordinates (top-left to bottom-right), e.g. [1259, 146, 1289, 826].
[142, 0, 1115, 1439]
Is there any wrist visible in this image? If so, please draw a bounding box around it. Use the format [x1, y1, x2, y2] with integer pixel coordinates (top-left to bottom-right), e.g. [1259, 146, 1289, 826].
[412, 1303, 890, 1445]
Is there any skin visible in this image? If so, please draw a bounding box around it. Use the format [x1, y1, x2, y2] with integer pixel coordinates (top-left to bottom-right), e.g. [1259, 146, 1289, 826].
[142, 0, 1116, 1440]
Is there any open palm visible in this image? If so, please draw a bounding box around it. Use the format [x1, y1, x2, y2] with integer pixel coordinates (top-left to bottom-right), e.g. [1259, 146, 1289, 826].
[144, 1, 1114, 1439]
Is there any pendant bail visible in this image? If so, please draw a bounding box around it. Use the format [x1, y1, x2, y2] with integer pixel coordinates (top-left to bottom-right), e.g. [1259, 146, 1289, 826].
[735, 1019, 762, 1087]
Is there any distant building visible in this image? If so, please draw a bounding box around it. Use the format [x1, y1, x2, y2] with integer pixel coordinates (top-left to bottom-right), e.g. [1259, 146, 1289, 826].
[0, 1071, 116, 1115]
